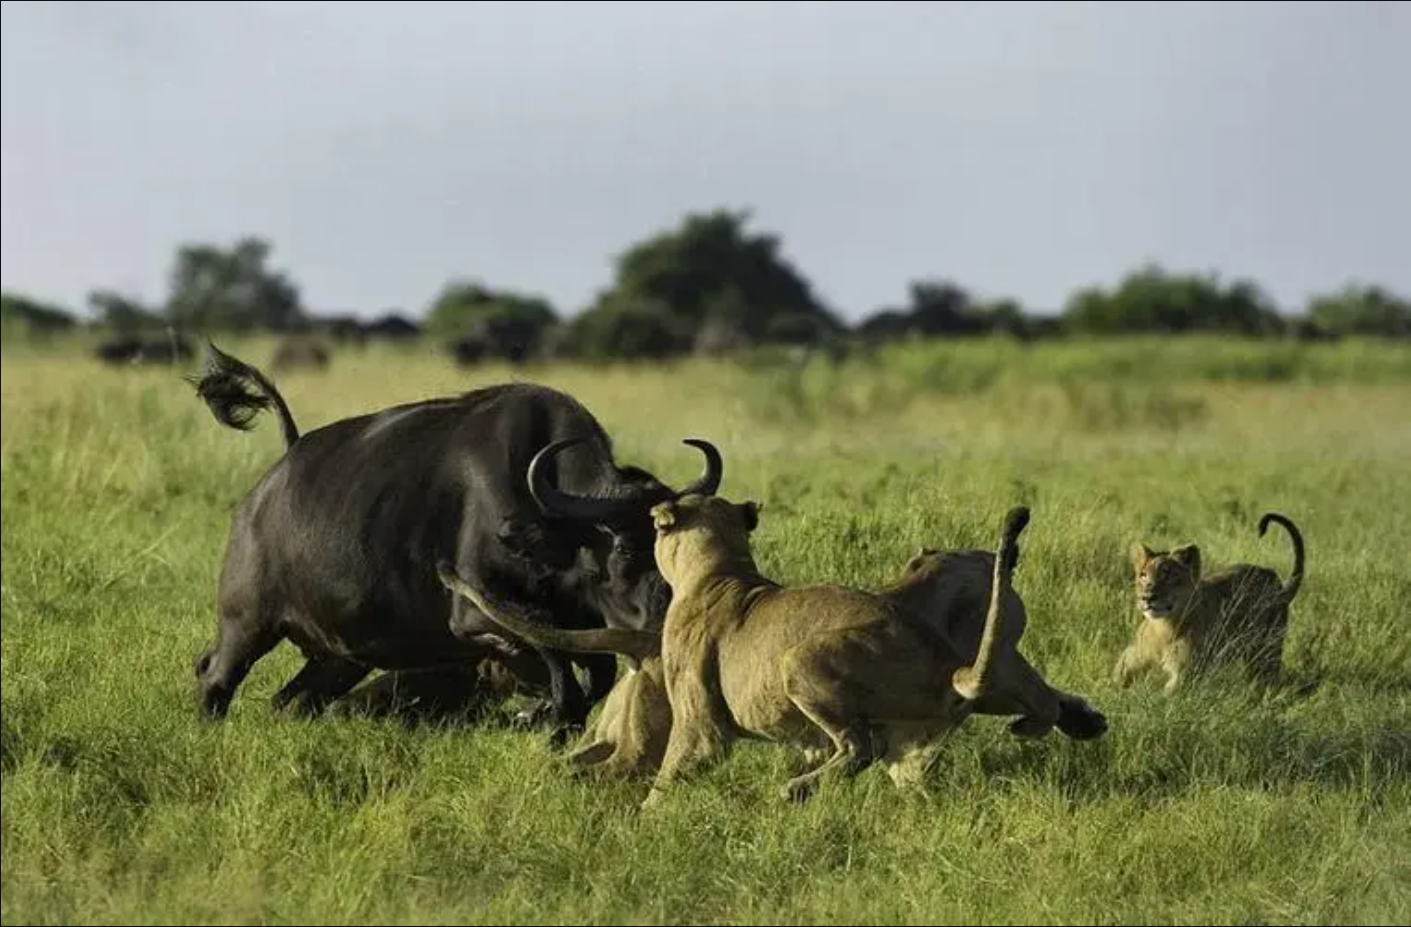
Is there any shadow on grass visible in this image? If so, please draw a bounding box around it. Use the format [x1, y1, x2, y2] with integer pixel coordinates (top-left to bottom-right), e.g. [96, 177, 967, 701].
[964, 686, 1411, 807]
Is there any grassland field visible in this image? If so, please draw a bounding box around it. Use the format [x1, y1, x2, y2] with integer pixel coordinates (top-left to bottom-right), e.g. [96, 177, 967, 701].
[2, 334, 1409, 925]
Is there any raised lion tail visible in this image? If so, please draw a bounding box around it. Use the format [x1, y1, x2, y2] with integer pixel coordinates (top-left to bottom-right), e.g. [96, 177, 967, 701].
[1258, 512, 1305, 604]
[187, 340, 300, 450]
[951, 505, 1030, 701]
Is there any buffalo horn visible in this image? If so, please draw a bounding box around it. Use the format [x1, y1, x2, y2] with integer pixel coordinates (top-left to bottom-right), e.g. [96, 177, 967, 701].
[526, 437, 635, 522]
[675, 438, 723, 498]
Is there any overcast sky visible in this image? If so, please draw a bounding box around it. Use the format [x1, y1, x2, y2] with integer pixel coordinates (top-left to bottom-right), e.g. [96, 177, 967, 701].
[3, 1, 1408, 323]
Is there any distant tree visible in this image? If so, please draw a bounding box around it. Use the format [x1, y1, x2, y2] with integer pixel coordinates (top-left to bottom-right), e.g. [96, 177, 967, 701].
[1, 292, 76, 337]
[1063, 263, 1283, 335]
[164, 235, 304, 332]
[570, 296, 694, 362]
[424, 277, 558, 336]
[579, 208, 842, 353]
[906, 279, 987, 335]
[858, 279, 1030, 341]
[1307, 283, 1410, 338]
[87, 289, 165, 334]
[970, 297, 1027, 335]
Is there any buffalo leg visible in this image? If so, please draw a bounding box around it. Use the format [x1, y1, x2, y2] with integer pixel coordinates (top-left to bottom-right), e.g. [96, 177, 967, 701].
[271, 655, 372, 717]
[580, 652, 619, 704]
[445, 566, 596, 741]
[516, 647, 590, 739]
[194, 610, 281, 721]
[332, 666, 495, 724]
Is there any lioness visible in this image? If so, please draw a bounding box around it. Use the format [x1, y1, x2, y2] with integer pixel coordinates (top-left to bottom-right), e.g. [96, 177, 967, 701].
[880, 546, 1107, 742]
[642, 494, 1034, 806]
[1113, 511, 1305, 694]
[449, 494, 1031, 808]
[439, 512, 1106, 782]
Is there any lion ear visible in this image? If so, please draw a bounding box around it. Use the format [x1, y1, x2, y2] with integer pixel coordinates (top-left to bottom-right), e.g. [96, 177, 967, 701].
[1131, 542, 1155, 568]
[651, 501, 679, 531]
[1171, 544, 1201, 575]
[738, 501, 761, 532]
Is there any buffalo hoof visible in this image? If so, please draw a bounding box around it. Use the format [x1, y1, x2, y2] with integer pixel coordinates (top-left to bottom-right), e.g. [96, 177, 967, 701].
[512, 698, 556, 729]
[512, 699, 583, 747]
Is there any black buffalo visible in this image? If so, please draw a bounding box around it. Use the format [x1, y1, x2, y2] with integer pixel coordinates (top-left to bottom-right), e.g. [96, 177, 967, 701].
[188, 342, 723, 733]
[95, 335, 195, 366]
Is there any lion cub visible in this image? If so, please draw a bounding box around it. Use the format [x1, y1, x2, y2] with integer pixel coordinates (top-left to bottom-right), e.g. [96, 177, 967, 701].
[1114, 512, 1305, 694]
[637, 493, 1030, 808]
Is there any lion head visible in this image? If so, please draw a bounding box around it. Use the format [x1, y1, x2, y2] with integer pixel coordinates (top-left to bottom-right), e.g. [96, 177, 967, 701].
[1131, 542, 1201, 620]
[649, 493, 762, 588]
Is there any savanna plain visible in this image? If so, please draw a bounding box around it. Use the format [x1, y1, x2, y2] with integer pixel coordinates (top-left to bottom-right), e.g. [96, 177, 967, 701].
[2, 336, 1409, 926]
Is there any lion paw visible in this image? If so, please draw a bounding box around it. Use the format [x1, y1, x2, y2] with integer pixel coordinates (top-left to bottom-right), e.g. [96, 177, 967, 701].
[779, 776, 820, 804]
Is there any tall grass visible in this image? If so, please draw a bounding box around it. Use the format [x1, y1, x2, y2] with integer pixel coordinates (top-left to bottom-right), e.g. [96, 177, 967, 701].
[3, 336, 1408, 925]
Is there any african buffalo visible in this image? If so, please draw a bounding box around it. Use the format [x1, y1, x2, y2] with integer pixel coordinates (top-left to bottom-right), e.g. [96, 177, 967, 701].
[95, 334, 195, 366]
[271, 338, 331, 374]
[188, 342, 723, 734]
[447, 316, 545, 367]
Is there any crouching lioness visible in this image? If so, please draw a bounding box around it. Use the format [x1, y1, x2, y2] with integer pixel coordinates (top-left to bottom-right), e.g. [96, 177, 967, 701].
[447, 494, 1032, 808]
[439, 506, 1105, 785]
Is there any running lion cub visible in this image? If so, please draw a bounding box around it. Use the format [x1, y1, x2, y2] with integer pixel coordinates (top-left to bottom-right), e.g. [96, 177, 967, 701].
[631, 493, 1030, 808]
[1114, 512, 1306, 694]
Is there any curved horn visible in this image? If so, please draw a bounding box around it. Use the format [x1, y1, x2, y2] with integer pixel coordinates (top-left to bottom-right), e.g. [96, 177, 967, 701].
[675, 438, 723, 498]
[527, 436, 636, 522]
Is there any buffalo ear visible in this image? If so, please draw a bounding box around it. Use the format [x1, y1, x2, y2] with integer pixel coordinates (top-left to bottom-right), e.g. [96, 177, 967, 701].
[651, 501, 679, 531]
[738, 500, 761, 532]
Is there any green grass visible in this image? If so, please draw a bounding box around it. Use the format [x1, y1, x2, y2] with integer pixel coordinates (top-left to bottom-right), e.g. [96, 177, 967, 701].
[3, 335, 1409, 925]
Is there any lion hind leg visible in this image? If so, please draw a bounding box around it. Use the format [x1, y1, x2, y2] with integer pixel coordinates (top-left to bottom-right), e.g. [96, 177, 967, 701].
[777, 642, 882, 803]
[1249, 605, 1291, 689]
[880, 723, 953, 791]
[777, 707, 874, 803]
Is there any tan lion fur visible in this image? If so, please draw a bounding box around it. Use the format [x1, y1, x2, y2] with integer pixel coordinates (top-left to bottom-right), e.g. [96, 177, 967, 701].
[431, 568, 672, 780]
[1114, 511, 1306, 694]
[636, 493, 1029, 808]
[560, 656, 672, 778]
[439, 509, 1106, 784]
[879, 546, 1107, 741]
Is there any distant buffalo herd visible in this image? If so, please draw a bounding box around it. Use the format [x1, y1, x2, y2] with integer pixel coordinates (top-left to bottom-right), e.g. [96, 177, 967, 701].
[90, 309, 855, 373]
[91, 313, 419, 370]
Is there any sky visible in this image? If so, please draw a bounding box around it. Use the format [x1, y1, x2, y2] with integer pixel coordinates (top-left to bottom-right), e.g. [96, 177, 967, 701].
[2, 0, 1408, 324]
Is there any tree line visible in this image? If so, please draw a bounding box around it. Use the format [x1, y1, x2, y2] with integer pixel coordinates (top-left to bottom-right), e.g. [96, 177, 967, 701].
[3, 207, 1407, 363]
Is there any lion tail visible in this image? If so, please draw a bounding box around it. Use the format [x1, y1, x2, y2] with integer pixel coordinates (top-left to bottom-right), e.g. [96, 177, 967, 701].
[435, 560, 661, 666]
[951, 505, 1030, 701]
[1258, 512, 1305, 604]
